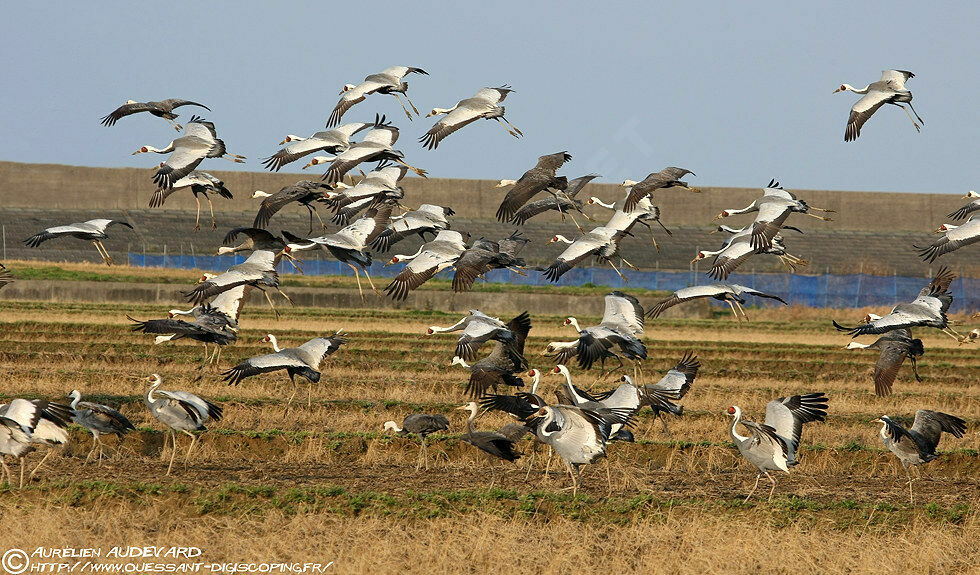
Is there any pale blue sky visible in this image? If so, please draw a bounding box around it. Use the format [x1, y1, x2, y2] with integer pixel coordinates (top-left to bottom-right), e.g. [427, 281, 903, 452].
[1, 1, 975, 193]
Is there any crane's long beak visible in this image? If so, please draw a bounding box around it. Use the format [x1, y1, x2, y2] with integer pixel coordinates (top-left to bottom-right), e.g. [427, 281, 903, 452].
[833, 88, 843, 93]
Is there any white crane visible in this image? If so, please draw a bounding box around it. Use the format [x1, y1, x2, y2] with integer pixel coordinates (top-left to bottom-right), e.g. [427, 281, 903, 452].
[550, 365, 641, 440]
[426, 310, 519, 361]
[646, 283, 787, 321]
[712, 180, 833, 250]
[67, 390, 136, 464]
[947, 190, 979, 221]
[834, 70, 924, 141]
[312, 119, 426, 184]
[383, 414, 450, 470]
[182, 250, 291, 316]
[328, 66, 428, 126]
[0, 414, 32, 487]
[100, 98, 210, 131]
[371, 204, 455, 252]
[144, 374, 222, 475]
[262, 122, 375, 172]
[691, 226, 808, 280]
[542, 225, 632, 283]
[148, 171, 232, 230]
[323, 165, 408, 224]
[383, 230, 468, 301]
[420, 86, 522, 149]
[24, 219, 134, 266]
[587, 195, 671, 251]
[562, 292, 646, 375]
[133, 116, 245, 189]
[726, 392, 828, 502]
[874, 411, 965, 503]
[915, 215, 980, 262]
[844, 329, 924, 396]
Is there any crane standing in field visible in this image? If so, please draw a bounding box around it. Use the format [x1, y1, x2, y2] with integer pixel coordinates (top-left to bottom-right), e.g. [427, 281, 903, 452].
[834, 70, 924, 141]
[24, 219, 134, 266]
[144, 374, 222, 475]
[67, 390, 136, 464]
[874, 411, 966, 503]
[456, 402, 521, 482]
[383, 414, 450, 470]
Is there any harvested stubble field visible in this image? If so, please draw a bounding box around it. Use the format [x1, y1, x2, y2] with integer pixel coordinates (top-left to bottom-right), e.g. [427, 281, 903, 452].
[0, 298, 978, 574]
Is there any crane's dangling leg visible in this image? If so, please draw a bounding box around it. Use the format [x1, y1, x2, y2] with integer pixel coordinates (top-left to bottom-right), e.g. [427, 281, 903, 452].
[392, 93, 414, 120]
[276, 287, 295, 307]
[659, 413, 672, 436]
[502, 117, 524, 137]
[898, 105, 921, 132]
[726, 299, 741, 322]
[494, 117, 520, 138]
[166, 430, 178, 475]
[403, 93, 421, 117]
[734, 300, 750, 321]
[941, 327, 967, 342]
[505, 266, 527, 276]
[313, 206, 327, 231]
[362, 268, 384, 298]
[346, 263, 367, 302]
[190, 194, 203, 231]
[394, 158, 427, 178]
[183, 430, 197, 468]
[906, 101, 924, 125]
[805, 212, 833, 222]
[258, 288, 281, 319]
[99, 241, 116, 265]
[607, 260, 628, 284]
[85, 432, 100, 464]
[92, 241, 110, 266]
[743, 473, 762, 503]
[620, 257, 641, 271]
[207, 196, 217, 230]
[765, 471, 777, 502]
[167, 118, 182, 131]
[20, 457, 26, 489]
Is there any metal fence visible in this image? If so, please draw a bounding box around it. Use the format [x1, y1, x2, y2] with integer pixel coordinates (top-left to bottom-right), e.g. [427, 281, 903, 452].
[128, 253, 978, 313]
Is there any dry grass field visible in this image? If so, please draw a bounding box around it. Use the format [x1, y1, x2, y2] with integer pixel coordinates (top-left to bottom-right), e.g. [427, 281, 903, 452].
[0, 296, 978, 574]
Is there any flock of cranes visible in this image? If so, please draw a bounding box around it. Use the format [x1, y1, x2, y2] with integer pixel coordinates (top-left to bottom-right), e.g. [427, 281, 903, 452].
[0, 65, 976, 504]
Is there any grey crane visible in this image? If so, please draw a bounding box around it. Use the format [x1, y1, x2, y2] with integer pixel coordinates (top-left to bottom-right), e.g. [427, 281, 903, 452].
[495, 151, 572, 223]
[371, 204, 455, 252]
[0, 414, 32, 487]
[0, 263, 12, 290]
[874, 410, 965, 503]
[844, 329, 924, 396]
[511, 174, 598, 229]
[283, 203, 393, 300]
[833, 267, 967, 342]
[133, 116, 245, 189]
[24, 218, 134, 266]
[183, 250, 292, 317]
[67, 390, 136, 464]
[149, 171, 232, 230]
[0, 398, 72, 487]
[100, 98, 210, 131]
[450, 311, 531, 398]
[727, 392, 828, 502]
[252, 179, 343, 233]
[550, 364, 641, 439]
[314, 118, 426, 184]
[328, 66, 428, 126]
[834, 70, 924, 141]
[426, 309, 518, 361]
[420, 86, 521, 149]
[646, 283, 787, 321]
[562, 291, 646, 374]
[947, 190, 979, 221]
[383, 413, 450, 470]
[632, 351, 700, 435]
[456, 401, 521, 464]
[222, 332, 347, 405]
[621, 167, 699, 212]
[323, 164, 408, 225]
[915, 215, 980, 262]
[128, 307, 237, 367]
[451, 231, 529, 292]
[691, 225, 808, 280]
[542, 225, 632, 282]
[217, 228, 302, 273]
[383, 230, 469, 301]
[167, 284, 248, 335]
[587, 194, 671, 251]
[262, 122, 375, 172]
[712, 180, 833, 250]
[144, 374, 222, 475]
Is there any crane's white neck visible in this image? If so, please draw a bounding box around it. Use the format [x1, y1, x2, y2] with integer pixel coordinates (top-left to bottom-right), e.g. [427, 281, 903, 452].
[841, 83, 870, 94]
[494, 179, 517, 188]
[621, 179, 639, 187]
[283, 135, 306, 143]
[528, 371, 540, 395]
[251, 191, 272, 199]
[383, 421, 402, 433]
[564, 317, 582, 332]
[588, 197, 615, 209]
[728, 407, 748, 443]
[428, 105, 457, 116]
[451, 356, 471, 368]
[845, 342, 870, 350]
[147, 376, 163, 402]
[68, 390, 81, 409]
[551, 235, 574, 245]
[264, 334, 281, 352]
[390, 245, 424, 264]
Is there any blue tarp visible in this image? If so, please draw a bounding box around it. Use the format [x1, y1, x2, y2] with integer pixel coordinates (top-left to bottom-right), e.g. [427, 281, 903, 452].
[128, 253, 978, 312]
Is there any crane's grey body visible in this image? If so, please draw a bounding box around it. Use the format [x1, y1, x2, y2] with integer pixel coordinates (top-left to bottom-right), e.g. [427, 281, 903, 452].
[24, 218, 134, 266]
[144, 374, 222, 475]
[384, 230, 469, 301]
[874, 410, 965, 503]
[383, 413, 450, 470]
[835, 70, 923, 141]
[262, 123, 374, 172]
[68, 390, 136, 463]
[421, 86, 520, 149]
[372, 204, 454, 252]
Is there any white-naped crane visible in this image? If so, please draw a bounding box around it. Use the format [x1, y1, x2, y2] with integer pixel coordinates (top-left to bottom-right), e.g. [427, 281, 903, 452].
[24, 219, 134, 266]
[692, 225, 808, 280]
[383, 413, 450, 470]
[456, 401, 522, 467]
[133, 116, 245, 189]
[167, 284, 247, 335]
[450, 311, 531, 398]
[874, 410, 966, 503]
[0, 263, 13, 290]
[183, 250, 292, 317]
[371, 204, 454, 252]
[420, 86, 522, 149]
[0, 414, 32, 487]
[451, 231, 529, 292]
[621, 167, 699, 212]
[588, 194, 671, 251]
[67, 390, 136, 464]
[712, 180, 834, 250]
[252, 179, 345, 233]
[550, 365, 641, 438]
[426, 310, 520, 361]
[149, 171, 232, 230]
[542, 225, 633, 283]
[383, 230, 469, 301]
[100, 98, 210, 131]
[262, 122, 375, 172]
[562, 292, 647, 375]
[541, 340, 592, 366]
[323, 164, 408, 225]
[217, 227, 290, 260]
[328, 66, 428, 126]
[947, 190, 979, 221]
[834, 267, 968, 342]
[144, 374, 222, 475]
[646, 283, 787, 321]
[512, 174, 598, 229]
[222, 332, 347, 405]
[128, 307, 237, 367]
[0, 399, 72, 487]
[633, 351, 700, 435]
[496, 151, 572, 223]
[727, 392, 828, 502]
[313, 117, 427, 184]
[844, 329, 924, 397]
[834, 70, 924, 141]
[282, 203, 394, 301]
[915, 215, 979, 262]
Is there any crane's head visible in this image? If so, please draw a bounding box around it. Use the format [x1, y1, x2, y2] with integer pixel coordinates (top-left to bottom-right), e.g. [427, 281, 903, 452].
[450, 356, 468, 368]
[965, 190, 979, 199]
[620, 375, 635, 386]
[251, 190, 272, 199]
[527, 368, 540, 378]
[494, 179, 517, 188]
[425, 326, 435, 335]
[691, 251, 707, 264]
[339, 84, 356, 94]
[620, 179, 638, 188]
[146, 373, 163, 387]
[833, 84, 855, 94]
[934, 223, 956, 234]
[455, 402, 479, 416]
[726, 406, 741, 418]
[712, 210, 730, 221]
[67, 390, 82, 403]
[215, 246, 236, 256]
[302, 156, 332, 169]
[132, 146, 149, 155]
[863, 313, 883, 324]
[843, 342, 867, 350]
[382, 421, 400, 433]
[280, 135, 303, 145]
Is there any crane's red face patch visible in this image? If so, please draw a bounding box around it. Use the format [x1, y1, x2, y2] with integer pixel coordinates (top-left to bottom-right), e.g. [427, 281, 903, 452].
[527, 370, 537, 377]
[426, 328, 434, 335]
[140, 147, 148, 153]
[262, 335, 270, 342]
[552, 366, 561, 374]
[727, 406, 736, 415]
[391, 257, 399, 263]
[167, 312, 174, 318]
[840, 85, 846, 91]
[284, 246, 291, 253]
